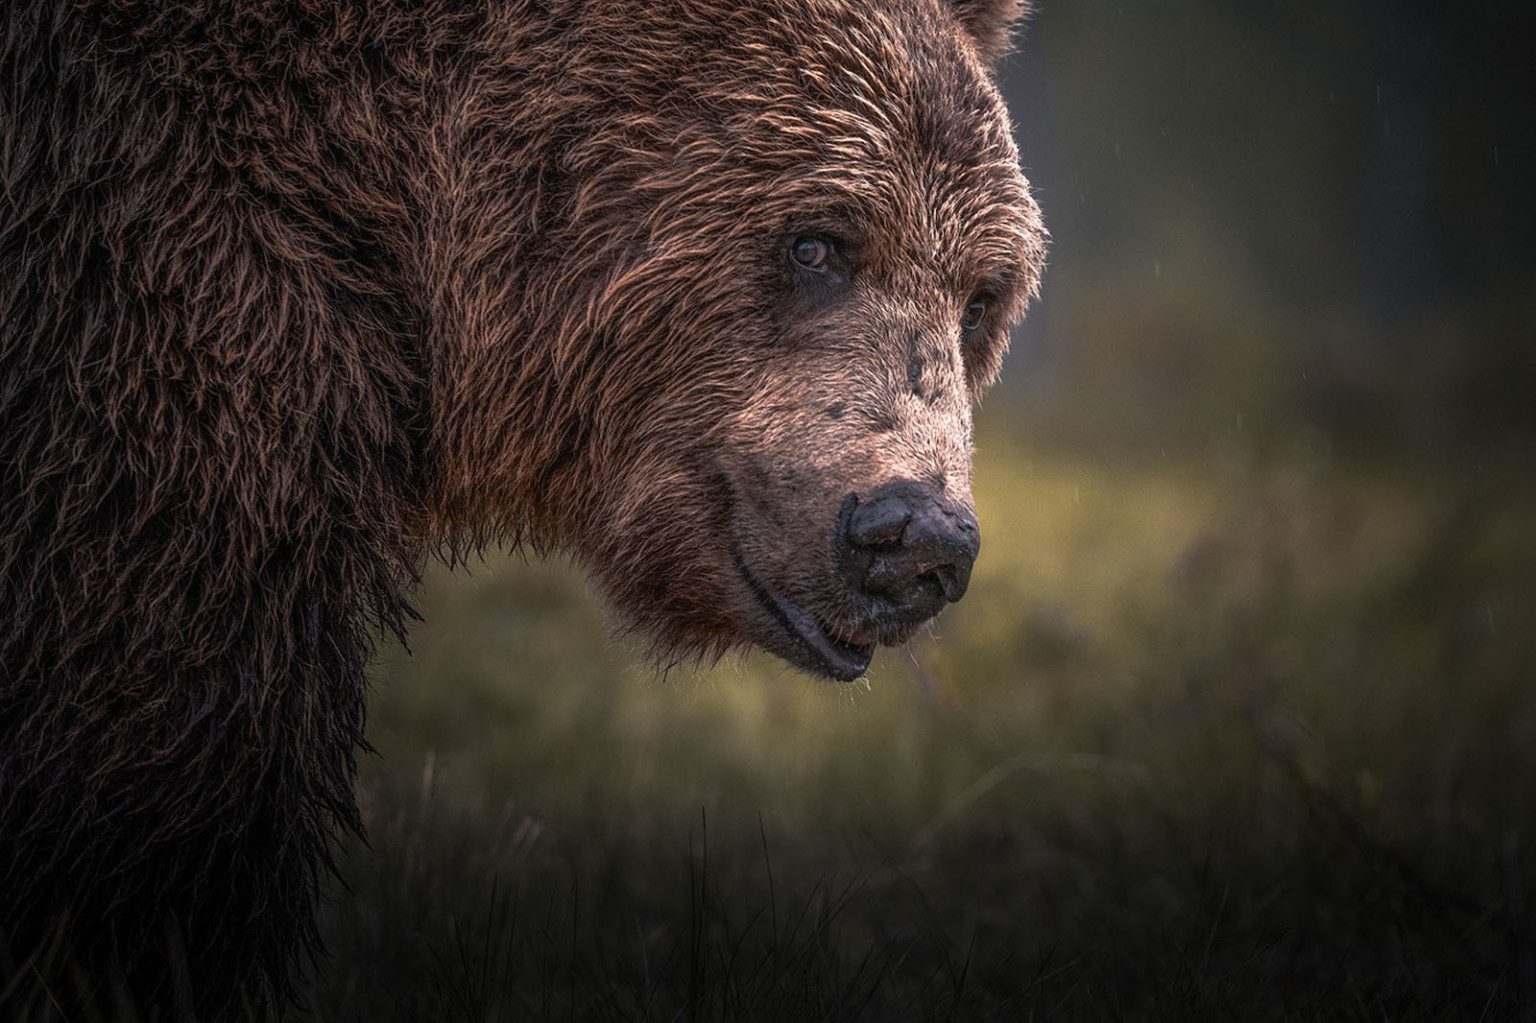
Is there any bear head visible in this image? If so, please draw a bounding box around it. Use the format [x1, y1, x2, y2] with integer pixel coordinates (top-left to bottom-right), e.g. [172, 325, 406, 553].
[433, 0, 1046, 680]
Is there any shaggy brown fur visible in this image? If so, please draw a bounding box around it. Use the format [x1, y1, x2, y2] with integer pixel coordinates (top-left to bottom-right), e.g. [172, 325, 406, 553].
[0, 0, 1044, 1017]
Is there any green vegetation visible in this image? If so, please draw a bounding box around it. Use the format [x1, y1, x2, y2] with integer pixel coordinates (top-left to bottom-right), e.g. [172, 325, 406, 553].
[307, 434, 1536, 1020]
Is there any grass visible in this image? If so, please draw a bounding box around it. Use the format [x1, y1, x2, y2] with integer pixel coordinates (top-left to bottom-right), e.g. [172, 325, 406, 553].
[305, 432, 1536, 1021]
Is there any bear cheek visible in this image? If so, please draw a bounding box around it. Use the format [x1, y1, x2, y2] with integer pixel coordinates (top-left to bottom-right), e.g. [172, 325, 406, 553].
[582, 449, 747, 648]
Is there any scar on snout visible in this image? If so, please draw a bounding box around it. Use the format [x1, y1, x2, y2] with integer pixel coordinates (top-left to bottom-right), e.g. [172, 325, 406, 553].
[870, 409, 900, 433]
[824, 402, 846, 420]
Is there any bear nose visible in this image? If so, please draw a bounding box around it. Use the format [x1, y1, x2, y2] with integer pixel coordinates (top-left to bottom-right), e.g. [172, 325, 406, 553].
[839, 480, 979, 621]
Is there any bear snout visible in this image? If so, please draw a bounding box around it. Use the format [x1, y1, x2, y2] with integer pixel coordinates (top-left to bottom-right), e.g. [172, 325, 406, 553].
[837, 479, 980, 625]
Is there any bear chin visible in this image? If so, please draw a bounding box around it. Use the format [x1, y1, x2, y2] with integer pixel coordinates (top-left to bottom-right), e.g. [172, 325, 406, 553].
[731, 546, 877, 682]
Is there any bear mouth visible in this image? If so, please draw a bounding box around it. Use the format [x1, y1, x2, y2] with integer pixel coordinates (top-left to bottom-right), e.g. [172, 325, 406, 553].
[731, 549, 875, 681]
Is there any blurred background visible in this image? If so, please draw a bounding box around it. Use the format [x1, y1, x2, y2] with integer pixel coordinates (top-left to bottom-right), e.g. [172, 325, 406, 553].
[310, 2, 1536, 1019]
[1001, 0, 1535, 467]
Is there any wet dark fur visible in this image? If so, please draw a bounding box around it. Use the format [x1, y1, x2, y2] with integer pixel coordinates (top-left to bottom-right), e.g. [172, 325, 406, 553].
[0, 0, 1040, 1016]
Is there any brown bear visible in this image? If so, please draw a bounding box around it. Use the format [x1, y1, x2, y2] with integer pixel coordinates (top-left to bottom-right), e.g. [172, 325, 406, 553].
[0, 0, 1045, 1016]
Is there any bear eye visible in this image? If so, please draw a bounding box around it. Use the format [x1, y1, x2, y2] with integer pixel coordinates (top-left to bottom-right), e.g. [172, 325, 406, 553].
[790, 236, 831, 272]
[961, 298, 988, 331]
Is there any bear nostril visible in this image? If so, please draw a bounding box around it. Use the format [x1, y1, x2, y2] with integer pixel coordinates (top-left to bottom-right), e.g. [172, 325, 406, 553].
[923, 563, 966, 603]
[917, 565, 959, 599]
[848, 495, 913, 548]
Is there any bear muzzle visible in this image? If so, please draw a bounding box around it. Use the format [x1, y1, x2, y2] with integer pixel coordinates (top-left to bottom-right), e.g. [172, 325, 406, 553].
[731, 480, 980, 681]
[836, 479, 979, 626]
[724, 473, 976, 682]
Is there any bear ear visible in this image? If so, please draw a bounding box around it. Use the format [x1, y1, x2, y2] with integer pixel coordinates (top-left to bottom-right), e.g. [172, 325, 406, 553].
[948, 0, 1032, 65]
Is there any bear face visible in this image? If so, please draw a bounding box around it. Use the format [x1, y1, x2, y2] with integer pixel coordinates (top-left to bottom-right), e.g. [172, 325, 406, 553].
[432, 0, 1045, 679]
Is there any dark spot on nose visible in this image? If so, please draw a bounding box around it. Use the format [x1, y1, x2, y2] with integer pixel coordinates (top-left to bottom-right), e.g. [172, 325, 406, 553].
[836, 479, 979, 626]
[825, 402, 846, 420]
[907, 355, 925, 395]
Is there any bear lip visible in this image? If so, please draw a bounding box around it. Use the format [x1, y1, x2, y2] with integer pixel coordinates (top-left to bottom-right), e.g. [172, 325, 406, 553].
[731, 549, 875, 681]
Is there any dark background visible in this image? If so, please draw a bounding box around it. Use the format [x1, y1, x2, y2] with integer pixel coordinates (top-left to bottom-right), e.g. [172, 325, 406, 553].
[997, 0, 1536, 465]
